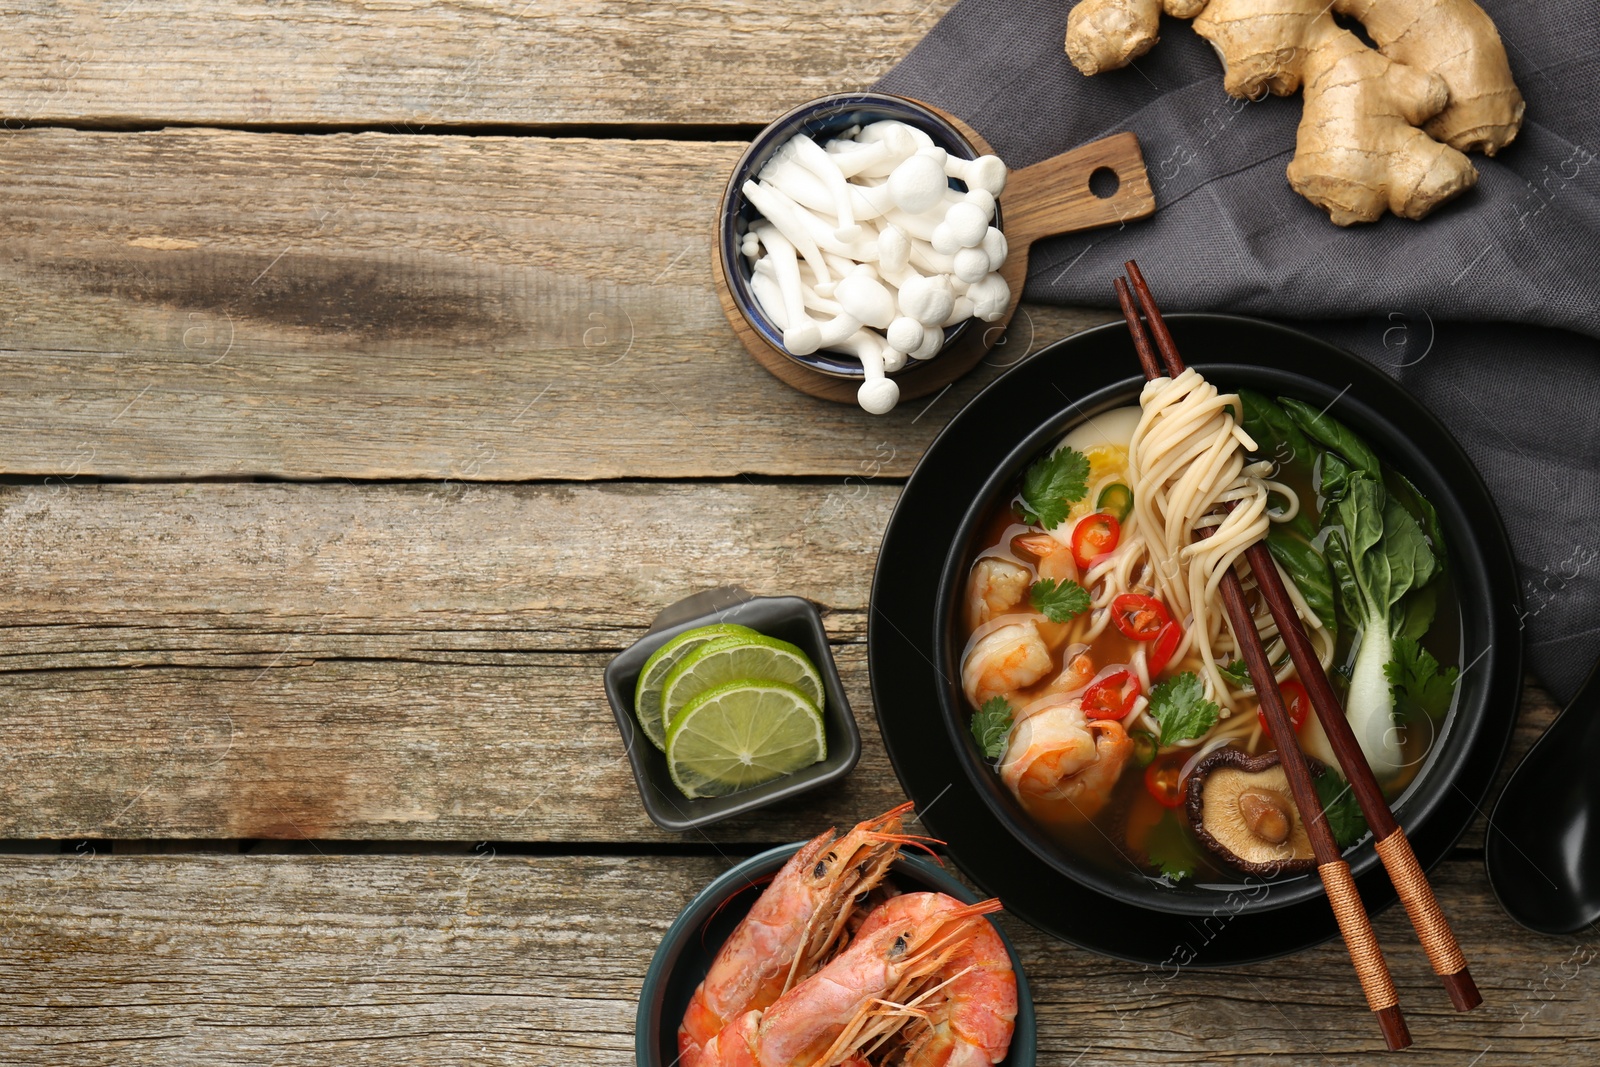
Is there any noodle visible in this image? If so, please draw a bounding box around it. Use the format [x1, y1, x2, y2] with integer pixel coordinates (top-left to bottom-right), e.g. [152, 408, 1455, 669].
[1120, 368, 1333, 713]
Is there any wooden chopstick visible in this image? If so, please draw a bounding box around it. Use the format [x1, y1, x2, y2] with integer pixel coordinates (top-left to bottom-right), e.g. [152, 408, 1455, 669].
[1122, 261, 1482, 1013]
[1113, 273, 1411, 1052]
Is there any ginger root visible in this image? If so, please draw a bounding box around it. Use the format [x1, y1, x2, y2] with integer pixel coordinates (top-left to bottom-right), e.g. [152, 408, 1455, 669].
[1065, 0, 1208, 76]
[1064, 0, 1524, 224]
[1280, 12, 1477, 223]
[1331, 0, 1524, 155]
[1194, 0, 1478, 224]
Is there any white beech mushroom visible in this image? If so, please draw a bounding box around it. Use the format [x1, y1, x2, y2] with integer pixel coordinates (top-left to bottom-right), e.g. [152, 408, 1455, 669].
[742, 121, 1014, 412]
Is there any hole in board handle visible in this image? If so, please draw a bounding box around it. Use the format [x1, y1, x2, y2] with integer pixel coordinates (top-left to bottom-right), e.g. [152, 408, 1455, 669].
[1089, 166, 1120, 200]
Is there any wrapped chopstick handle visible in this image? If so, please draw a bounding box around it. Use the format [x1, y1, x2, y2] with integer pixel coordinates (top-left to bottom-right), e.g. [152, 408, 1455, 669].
[1319, 859, 1411, 1051]
[1375, 829, 1482, 1010]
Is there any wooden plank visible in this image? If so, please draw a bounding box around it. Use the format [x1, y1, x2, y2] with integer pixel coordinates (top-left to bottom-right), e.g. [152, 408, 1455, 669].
[0, 647, 907, 842]
[0, 852, 1592, 1064]
[0, 480, 902, 840]
[0, 481, 1555, 842]
[0, 481, 893, 657]
[0, 0, 958, 129]
[0, 126, 1109, 480]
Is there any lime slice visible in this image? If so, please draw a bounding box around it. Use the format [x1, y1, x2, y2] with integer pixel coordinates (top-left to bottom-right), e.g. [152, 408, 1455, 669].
[666, 680, 827, 798]
[660, 633, 825, 733]
[634, 623, 759, 751]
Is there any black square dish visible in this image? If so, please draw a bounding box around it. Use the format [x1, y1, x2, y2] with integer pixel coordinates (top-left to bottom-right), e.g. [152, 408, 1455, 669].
[603, 588, 860, 832]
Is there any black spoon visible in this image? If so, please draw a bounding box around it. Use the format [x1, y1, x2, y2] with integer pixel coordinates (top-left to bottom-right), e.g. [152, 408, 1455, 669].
[1487, 657, 1600, 935]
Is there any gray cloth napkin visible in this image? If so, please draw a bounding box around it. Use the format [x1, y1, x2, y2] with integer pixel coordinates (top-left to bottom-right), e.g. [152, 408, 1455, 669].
[877, 0, 1600, 702]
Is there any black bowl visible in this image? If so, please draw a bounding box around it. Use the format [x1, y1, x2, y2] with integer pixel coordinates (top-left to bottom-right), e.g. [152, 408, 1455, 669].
[871, 315, 1521, 960]
[603, 588, 861, 832]
[635, 843, 1037, 1067]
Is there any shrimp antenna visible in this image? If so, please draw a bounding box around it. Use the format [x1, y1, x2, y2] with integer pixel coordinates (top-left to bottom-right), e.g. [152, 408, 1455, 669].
[951, 897, 1004, 919]
[864, 830, 945, 864]
[859, 800, 917, 825]
[816, 997, 929, 1067]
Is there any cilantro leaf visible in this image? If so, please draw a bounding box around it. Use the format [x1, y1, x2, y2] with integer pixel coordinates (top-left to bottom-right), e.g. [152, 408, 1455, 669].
[1314, 770, 1369, 849]
[1146, 671, 1220, 748]
[1030, 578, 1091, 623]
[1018, 446, 1089, 530]
[969, 697, 1014, 760]
[1154, 853, 1192, 882]
[1384, 637, 1459, 720]
[1145, 810, 1200, 883]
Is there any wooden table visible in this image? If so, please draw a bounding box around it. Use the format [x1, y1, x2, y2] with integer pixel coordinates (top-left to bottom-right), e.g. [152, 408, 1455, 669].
[0, 3, 1590, 1063]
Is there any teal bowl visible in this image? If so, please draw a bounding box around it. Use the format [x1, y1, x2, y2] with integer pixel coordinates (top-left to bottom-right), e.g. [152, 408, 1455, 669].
[636, 842, 1037, 1067]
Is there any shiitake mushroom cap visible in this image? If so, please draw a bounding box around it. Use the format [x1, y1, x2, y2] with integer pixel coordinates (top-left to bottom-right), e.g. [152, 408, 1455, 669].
[1185, 748, 1326, 877]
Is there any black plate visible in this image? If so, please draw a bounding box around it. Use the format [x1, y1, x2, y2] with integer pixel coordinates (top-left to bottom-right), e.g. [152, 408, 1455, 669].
[869, 315, 1521, 964]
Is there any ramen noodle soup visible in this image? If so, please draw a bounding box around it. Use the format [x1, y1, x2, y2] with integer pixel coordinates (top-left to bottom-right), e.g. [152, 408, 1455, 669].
[959, 372, 1459, 885]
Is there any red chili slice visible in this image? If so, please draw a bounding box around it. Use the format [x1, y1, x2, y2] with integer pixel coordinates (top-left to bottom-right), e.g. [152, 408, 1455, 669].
[1111, 593, 1171, 641]
[1082, 670, 1139, 720]
[1257, 678, 1311, 738]
[1070, 513, 1121, 570]
[1147, 621, 1183, 676]
[1145, 759, 1185, 808]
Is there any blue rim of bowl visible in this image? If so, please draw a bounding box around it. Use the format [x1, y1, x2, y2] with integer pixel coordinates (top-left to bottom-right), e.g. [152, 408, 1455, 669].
[636, 842, 1036, 1067]
[718, 91, 996, 380]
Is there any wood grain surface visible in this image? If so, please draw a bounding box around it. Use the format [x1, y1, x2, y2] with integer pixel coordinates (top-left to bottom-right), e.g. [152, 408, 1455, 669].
[0, 0, 958, 128]
[0, 127, 1109, 480]
[1, 852, 1592, 1066]
[0, 481, 898, 840]
[0, 3, 1576, 1062]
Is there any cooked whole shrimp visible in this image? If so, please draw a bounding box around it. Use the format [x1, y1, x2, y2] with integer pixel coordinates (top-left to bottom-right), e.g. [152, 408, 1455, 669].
[678, 803, 924, 1067]
[961, 617, 1051, 707]
[696, 892, 1004, 1067]
[965, 557, 1030, 630]
[999, 697, 1133, 820]
[852, 893, 1017, 1067]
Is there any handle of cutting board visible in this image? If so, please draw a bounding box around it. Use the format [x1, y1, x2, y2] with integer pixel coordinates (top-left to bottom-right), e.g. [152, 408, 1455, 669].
[1002, 132, 1156, 246]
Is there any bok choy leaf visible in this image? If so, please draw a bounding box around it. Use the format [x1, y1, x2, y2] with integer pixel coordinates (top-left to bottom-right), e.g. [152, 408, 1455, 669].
[1279, 398, 1383, 480]
[1265, 525, 1338, 645]
[1323, 472, 1439, 777]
